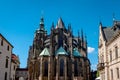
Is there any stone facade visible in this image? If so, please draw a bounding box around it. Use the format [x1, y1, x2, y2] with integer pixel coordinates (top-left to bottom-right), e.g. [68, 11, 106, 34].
[10, 54, 20, 80]
[98, 21, 120, 80]
[0, 33, 13, 80]
[27, 17, 91, 80]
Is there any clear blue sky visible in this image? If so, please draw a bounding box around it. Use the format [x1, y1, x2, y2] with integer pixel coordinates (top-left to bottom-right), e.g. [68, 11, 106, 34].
[0, 0, 120, 70]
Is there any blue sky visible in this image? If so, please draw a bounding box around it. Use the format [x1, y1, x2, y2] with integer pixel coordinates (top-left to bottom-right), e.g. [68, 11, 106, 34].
[0, 0, 120, 70]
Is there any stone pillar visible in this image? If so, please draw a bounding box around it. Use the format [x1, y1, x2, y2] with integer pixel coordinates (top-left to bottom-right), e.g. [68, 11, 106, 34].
[72, 57, 74, 80]
[48, 57, 51, 80]
[56, 57, 59, 80]
[39, 57, 43, 80]
[64, 57, 67, 80]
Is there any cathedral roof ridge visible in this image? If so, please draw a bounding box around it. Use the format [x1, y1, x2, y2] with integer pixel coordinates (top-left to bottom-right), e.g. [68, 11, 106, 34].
[55, 46, 68, 56]
[73, 48, 82, 57]
[39, 48, 50, 56]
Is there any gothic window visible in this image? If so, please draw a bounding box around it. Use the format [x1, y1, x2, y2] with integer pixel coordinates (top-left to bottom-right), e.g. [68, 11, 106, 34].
[60, 59, 64, 76]
[44, 60, 48, 76]
[74, 60, 78, 76]
[4, 72, 7, 80]
[110, 51, 112, 62]
[115, 46, 118, 59]
[116, 68, 119, 79]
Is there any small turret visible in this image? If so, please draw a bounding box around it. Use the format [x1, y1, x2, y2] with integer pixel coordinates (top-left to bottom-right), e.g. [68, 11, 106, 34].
[40, 16, 45, 31]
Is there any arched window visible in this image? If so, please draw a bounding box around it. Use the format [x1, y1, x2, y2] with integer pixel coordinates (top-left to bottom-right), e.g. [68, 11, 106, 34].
[74, 60, 78, 76]
[60, 59, 64, 76]
[44, 60, 48, 76]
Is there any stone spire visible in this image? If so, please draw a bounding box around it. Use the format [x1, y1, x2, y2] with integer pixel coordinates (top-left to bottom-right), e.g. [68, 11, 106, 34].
[51, 22, 55, 31]
[40, 16, 45, 31]
[81, 29, 84, 46]
[56, 17, 65, 29]
[78, 30, 81, 48]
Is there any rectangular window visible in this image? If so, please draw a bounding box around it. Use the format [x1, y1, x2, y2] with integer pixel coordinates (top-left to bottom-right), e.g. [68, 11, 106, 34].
[7, 45, 9, 51]
[5, 58, 8, 68]
[14, 65, 15, 70]
[1, 39, 3, 46]
[0, 52, 1, 58]
[4, 72, 7, 80]
[117, 68, 119, 79]
[111, 69, 113, 80]
[110, 51, 112, 62]
[115, 46, 118, 59]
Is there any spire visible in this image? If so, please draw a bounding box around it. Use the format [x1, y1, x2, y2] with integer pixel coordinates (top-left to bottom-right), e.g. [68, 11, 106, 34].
[56, 17, 65, 29]
[51, 22, 55, 31]
[81, 29, 84, 46]
[99, 20, 102, 25]
[85, 34, 87, 43]
[40, 16, 45, 31]
[68, 23, 72, 32]
[99, 21, 102, 30]
[78, 30, 80, 38]
[85, 34, 87, 48]
[78, 30, 81, 48]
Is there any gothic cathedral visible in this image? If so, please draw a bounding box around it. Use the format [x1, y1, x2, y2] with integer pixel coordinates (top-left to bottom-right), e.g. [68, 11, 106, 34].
[27, 17, 91, 80]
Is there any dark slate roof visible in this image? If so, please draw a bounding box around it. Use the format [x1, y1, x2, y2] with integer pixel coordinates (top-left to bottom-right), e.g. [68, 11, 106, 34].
[102, 21, 120, 42]
[103, 27, 114, 41]
[73, 48, 82, 57]
[55, 46, 68, 56]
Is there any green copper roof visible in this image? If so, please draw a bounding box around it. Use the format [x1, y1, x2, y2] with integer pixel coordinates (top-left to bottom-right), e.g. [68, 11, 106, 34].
[56, 46, 68, 56]
[39, 48, 50, 56]
[73, 48, 82, 57]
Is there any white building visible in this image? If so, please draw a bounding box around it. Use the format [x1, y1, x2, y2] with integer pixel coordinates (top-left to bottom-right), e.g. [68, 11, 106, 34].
[0, 33, 13, 80]
[98, 21, 120, 80]
[10, 54, 20, 80]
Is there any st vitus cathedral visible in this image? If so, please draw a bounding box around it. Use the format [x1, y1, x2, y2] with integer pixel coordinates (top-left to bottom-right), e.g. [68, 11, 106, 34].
[27, 17, 91, 80]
